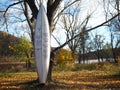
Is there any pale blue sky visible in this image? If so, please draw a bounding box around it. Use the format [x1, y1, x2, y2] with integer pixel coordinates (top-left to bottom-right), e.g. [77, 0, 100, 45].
[51, 0, 112, 47]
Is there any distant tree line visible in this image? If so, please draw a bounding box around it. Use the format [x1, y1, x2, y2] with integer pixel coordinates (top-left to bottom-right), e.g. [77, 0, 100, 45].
[0, 31, 19, 57]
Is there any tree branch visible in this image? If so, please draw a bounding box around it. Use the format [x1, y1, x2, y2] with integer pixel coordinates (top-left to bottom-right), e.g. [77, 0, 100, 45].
[3, 1, 23, 17]
[23, 1, 35, 44]
[25, 0, 38, 19]
[51, 34, 61, 46]
[54, 0, 81, 21]
[52, 13, 120, 52]
[51, 0, 62, 10]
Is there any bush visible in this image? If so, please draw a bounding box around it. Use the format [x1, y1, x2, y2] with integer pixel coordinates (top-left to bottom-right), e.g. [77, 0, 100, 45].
[72, 63, 97, 71]
[53, 62, 74, 71]
[101, 62, 120, 75]
[53, 62, 120, 76]
[53, 62, 97, 71]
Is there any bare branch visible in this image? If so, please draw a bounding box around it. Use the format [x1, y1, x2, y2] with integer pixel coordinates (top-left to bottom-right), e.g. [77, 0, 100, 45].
[52, 13, 120, 52]
[51, 34, 61, 46]
[51, 0, 62, 10]
[53, 0, 81, 21]
[23, 1, 35, 44]
[3, 1, 23, 17]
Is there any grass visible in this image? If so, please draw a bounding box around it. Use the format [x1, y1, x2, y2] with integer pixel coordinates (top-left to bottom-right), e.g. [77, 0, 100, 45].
[0, 71, 120, 90]
[0, 61, 120, 90]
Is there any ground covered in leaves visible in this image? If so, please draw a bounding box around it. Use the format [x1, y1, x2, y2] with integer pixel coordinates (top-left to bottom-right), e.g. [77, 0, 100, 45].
[0, 71, 120, 90]
[0, 62, 120, 90]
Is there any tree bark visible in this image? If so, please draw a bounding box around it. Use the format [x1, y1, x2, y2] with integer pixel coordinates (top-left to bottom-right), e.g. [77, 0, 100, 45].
[47, 0, 61, 31]
[47, 51, 55, 81]
[25, 0, 38, 19]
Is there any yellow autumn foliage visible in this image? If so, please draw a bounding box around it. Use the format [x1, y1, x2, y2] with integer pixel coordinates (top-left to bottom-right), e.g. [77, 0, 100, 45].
[2, 31, 8, 36]
[55, 49, 76, 64]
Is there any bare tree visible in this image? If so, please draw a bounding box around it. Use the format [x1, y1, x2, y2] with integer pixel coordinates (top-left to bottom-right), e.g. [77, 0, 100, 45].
[0, 0, 83, 81]
[0, 0, 120, 82]
[92, 34, 105, 63]
[61, 3, 91, 62]
[108, 20, 120, 63]
[102, 0, 120, 63]
[102, 42, 113, 61]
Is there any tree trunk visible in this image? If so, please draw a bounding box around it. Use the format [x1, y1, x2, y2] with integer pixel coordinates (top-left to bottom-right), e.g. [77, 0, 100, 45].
[47, 61, 53, 81]
[96, 50, 101, 63]
[47, 51, 55, 81]
[25, 0, 61, 82]
[25, 60, 31, 69]
[112, 49, 118, 63]
[26, 53, 31, 68]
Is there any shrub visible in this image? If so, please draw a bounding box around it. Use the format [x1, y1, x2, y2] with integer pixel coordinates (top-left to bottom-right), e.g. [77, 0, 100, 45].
[53, 61, 120, 76]
[53, 62, 74, 71]
[53, 62, 97, 71]
[72, 63, 97, 71]
[101, 62, 120, 75]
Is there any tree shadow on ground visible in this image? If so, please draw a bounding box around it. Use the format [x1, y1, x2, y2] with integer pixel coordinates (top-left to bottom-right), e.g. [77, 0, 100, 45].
[0, 74, 120, 90]
[19, 75, 120, 90]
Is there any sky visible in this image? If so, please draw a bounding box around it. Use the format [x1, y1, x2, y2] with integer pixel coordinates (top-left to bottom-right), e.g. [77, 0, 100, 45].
[51, 0, 112, 47]
[0, 0, 118, 48]
[0, 0, 30, 37]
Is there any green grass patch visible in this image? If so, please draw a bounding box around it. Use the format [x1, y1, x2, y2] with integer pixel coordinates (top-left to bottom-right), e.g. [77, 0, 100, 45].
[53, 62, 120, 76]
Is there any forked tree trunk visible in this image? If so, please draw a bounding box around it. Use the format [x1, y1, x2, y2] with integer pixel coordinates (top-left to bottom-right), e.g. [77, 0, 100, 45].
[25, 0, 61, 82]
